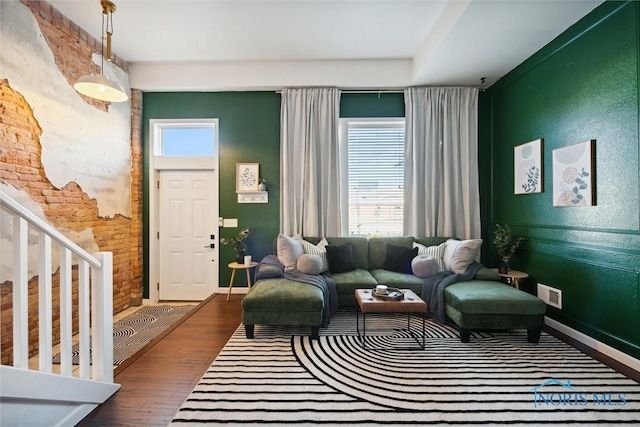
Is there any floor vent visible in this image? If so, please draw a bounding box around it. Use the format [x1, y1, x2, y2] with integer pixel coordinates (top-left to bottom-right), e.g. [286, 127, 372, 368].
[537, 283, 562, 309]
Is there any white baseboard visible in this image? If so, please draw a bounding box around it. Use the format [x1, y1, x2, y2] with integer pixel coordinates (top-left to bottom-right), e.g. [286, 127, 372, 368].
[217, 287, 250, 295]
[545, 316, 640, 373]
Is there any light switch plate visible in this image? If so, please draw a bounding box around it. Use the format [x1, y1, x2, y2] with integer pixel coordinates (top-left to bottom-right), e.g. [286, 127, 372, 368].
[223, 218, 238, 227]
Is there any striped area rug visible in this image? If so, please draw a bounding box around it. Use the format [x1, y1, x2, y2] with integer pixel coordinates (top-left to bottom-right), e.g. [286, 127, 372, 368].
[53, 304, 195, 365]
[171, 310, 640, 425]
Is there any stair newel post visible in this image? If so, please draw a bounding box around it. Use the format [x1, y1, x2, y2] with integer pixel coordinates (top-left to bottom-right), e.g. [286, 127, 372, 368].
[92, 251, 114, 383]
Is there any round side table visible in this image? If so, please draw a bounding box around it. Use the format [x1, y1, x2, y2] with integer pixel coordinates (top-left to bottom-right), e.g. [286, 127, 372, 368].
[227, 261, 258, 301]
[490, 268, 529, 290]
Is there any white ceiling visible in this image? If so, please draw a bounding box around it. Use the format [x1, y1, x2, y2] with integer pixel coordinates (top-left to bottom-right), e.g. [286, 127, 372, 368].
[48, 0, 603, 91]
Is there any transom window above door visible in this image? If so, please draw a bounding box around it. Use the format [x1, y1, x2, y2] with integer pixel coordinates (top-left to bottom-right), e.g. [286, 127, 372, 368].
[152, 119, 218, 157]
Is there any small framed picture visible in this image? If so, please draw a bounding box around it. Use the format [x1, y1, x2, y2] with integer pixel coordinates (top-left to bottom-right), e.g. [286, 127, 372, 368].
[236, 163, 260, 192]
[514, 138, 543, 194]
[552, 140, 596, 207]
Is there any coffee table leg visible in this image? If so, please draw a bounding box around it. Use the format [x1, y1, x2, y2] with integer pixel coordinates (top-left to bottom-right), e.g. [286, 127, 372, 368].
[422, 312, 425, 350]
[356, 310, 367, 349]
[406, 313, 426, 350]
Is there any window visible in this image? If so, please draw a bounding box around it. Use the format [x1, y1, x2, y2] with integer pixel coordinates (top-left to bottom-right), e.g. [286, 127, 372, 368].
[153, 120, 218, 157]
[340, 118, 405, 237]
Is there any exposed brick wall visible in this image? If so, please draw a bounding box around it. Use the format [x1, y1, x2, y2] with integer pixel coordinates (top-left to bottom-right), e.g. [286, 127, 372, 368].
[0, 2, 141, 365]
[130, 89, 144, 304]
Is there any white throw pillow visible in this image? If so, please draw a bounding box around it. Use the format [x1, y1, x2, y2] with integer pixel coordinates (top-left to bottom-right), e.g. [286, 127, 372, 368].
[296, 254, 323, 275]
[300, 238, 329, 272]
[413, 242, 445, 272]
[276, 233, 304, 271]
[443, 238, 483, 274]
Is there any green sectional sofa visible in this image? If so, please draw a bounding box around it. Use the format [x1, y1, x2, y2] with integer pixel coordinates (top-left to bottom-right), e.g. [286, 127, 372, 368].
[241, 236, 546, 342]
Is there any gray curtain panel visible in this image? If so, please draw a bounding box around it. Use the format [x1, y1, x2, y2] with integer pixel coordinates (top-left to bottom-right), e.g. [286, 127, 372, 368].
[280, 88, 342, 237]
[403, 87, 481, 239]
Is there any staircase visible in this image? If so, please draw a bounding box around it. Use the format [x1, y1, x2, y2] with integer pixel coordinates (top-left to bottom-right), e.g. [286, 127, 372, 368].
[0, 190, 120, 426]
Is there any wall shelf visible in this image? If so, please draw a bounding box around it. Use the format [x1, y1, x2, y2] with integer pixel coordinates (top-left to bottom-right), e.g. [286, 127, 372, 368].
[237, 192, 268, 204]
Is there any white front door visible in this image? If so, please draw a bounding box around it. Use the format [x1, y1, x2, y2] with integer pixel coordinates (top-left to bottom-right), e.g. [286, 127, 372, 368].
[158, 171, 218, 301]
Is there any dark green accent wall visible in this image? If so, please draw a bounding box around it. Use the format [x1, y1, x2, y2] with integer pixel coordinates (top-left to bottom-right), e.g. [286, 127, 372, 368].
[340, 93, 405, 117]
[142, 91, 403, 297]
[481, 1, 640, 358]
[142, 92, 282, 294]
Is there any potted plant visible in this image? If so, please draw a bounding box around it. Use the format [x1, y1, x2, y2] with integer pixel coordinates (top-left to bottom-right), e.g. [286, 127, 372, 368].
[221, 227, 251, 263]
[492, 224, 524, 273]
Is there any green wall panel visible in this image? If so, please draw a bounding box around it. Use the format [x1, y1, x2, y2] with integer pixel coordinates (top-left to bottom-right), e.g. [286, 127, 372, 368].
[490, 2, 639, 230]
[143, 92, 281, 293]
[482, 1, 640, 359]
[340, 93, 405, 117]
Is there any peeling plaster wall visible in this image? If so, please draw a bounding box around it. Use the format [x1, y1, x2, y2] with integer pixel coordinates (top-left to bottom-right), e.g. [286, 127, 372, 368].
[0, 183, 100, 282]
[1, 1, 131, 218]
[0, 1, 142, 365]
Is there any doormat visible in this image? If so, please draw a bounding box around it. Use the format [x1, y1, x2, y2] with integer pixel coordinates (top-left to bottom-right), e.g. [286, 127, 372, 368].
[53, 304, 195, 365]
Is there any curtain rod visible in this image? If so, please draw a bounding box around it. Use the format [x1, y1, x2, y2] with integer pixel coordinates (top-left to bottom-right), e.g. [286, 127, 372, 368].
[275, 89, 404, 94]
[275, 88, 485, 94]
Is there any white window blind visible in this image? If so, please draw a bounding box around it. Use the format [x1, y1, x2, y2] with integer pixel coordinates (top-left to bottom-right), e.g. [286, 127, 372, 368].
[342, 119, 405, 237]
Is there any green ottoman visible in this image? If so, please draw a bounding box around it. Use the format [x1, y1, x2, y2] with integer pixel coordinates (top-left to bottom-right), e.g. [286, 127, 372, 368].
[444, 280, 546, 343]
[241, 279, 325, 339]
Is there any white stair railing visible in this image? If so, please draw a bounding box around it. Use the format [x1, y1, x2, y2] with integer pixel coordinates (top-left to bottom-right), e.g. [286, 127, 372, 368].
[0, 190, 114, 383]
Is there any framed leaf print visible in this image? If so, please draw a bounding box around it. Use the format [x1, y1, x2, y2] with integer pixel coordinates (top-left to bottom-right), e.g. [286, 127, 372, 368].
[514, 138, 543, 194]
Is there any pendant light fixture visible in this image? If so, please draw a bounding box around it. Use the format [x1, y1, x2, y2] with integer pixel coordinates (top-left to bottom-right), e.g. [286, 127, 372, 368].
[74, 0, 128, 103]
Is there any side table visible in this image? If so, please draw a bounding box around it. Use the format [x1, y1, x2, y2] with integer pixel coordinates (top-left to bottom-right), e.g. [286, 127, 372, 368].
[490, 268, 529, 290]
[227, 261, 258, 301]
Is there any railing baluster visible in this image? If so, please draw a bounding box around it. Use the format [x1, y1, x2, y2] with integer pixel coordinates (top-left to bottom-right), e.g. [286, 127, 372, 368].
[59, 247, 73, 376]
[38, 233, 53, 373]
[78, 259, 90, 379]
[12, 215, 28, 369]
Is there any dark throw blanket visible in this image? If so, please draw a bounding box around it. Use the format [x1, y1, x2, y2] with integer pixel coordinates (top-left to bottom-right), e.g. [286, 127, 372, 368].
[284, 270, 338, 328]
[256, 255, 338, 328]
[421, 261, 484, 323]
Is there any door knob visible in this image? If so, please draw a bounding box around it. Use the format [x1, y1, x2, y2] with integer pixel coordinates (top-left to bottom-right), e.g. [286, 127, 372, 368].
[204, 243, 215, 248]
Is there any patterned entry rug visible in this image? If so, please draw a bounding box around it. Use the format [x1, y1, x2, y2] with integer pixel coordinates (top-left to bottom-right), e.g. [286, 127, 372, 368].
[171, 310, 640, 426]
[53, 304, 195, 365]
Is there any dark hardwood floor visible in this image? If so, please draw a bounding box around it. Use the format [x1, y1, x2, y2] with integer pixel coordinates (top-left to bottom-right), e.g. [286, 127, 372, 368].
[79, 293, 243, 427]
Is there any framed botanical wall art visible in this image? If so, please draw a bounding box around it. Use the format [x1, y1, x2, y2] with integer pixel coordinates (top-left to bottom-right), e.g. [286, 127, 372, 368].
[236, 163, 260, 192]
[552, 140, 596, 207]
[514, 138, 543, 194]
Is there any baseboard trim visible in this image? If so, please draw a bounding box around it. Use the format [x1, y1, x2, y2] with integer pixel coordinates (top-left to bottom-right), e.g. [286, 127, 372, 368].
[545, 316, 640, 373]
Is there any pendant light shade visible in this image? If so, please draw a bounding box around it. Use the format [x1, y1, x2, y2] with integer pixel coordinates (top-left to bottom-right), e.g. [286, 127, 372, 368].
[74, 74, 128, 102]
[75, 0, 128, 103]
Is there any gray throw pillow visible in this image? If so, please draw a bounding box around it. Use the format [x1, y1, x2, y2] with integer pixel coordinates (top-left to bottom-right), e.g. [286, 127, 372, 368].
[296, 254, 323, 275]
[411, 254, 439, 278]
